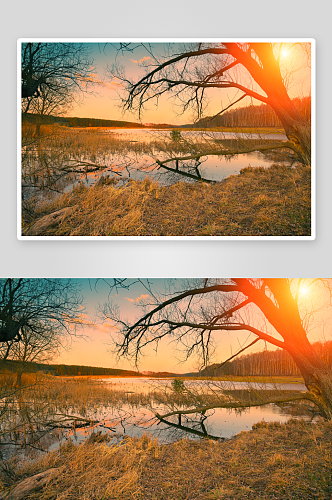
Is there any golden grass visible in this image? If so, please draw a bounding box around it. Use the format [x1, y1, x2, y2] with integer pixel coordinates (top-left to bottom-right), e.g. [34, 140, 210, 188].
[21, 123, 184, 158]
[23, 165, 311, 237]
[4, 419, 331, 500]
[185, 375, 305, 383]
[142, 165, 311, 236]
[23, 178, 159, 236]
[0, 372, 163, 416]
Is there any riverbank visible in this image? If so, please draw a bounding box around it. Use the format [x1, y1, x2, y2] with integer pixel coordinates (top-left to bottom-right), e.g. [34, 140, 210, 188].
[57, 375, 305, 384]
[184, 375, 305, 384]
[2, 419, 330, 500]
[22, 164, 311, 237]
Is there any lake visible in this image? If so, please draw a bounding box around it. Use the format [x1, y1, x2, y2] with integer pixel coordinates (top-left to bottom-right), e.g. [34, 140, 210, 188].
[2, 375, 315, 462]
[61, 376, 313, 447]
[21, 127, 294, 201]
[78, 129, 292, 185]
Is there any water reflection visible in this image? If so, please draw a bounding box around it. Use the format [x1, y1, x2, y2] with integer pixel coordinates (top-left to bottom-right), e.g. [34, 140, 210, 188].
[2, 376, 317, 462]
[21, 128, 295, 203]
[104, 128, 288, 142]
[59, 398, 316, 450]
[58, 377, 313, 446]
[99, 376, 307, 392]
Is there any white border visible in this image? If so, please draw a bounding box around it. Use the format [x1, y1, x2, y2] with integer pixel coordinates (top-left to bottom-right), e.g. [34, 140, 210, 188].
[17, 38, 316, 241]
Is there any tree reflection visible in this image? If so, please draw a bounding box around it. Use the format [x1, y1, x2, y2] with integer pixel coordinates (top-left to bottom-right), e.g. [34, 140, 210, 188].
[156, 413, 223, 441]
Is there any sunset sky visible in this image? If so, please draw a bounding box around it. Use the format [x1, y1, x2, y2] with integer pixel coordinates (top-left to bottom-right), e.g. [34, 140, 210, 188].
[56, 278, 202, 373]
[61, 41, 312, 126]
[55, 278, 330, 374]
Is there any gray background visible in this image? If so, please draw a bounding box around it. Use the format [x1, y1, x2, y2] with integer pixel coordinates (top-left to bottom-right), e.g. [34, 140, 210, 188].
[1, 0, 330, 278]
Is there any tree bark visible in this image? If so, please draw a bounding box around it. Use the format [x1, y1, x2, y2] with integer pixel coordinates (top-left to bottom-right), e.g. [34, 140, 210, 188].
[246, 279, 331, 418]
[285, 341, 332, 419]
[230, 43, 311, 166]
[268, 98, 311, 166]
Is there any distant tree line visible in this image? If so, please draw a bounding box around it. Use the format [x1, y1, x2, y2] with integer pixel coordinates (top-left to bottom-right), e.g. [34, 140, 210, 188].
[22, 113, 149, 129]
[1, 359, 139, 377]
[199, 341, 332, 377]
[190, 96, 311, 129]
[22, 97, 311, 131]
[2, 342, 332, 379]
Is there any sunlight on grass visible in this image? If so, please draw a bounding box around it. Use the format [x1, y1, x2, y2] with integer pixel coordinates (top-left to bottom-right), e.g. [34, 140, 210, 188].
[3, 419, 331, 500]
[22, 165, 311, 237]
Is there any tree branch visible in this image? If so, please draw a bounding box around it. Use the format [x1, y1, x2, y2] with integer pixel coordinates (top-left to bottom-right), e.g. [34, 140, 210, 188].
[155, 392, 317, 420]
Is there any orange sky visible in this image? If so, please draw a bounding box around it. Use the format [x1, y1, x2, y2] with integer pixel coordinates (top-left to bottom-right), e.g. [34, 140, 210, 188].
[65, 41, 312, 126]
[54, 278, 330, 374]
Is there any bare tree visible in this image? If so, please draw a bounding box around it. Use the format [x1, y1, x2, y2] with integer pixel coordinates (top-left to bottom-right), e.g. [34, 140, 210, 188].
[0, 278, 85, 383]
[102, 279, 332, 420]
[111, 42, 311, 169]
[21, 42, 94, 115]
[25, 81, 75, 137]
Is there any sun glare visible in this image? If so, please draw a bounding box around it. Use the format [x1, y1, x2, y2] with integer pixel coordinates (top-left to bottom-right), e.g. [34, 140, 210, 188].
[280, 48, 290, 60]
[299, 285, 309, 297]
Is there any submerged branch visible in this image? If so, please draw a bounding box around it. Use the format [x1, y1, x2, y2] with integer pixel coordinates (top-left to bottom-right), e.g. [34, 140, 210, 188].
[64, 160, 123, 176]
[155, 392, 317, 420]
[155, 159, 214, 183]
[156, 415, 223, 441]
[156, 141, 296, 166]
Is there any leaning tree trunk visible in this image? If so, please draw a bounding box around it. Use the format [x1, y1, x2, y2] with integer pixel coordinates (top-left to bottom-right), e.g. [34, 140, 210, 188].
[245, 44, 312, 167]
[252, 279, 331, 419]
[285, 339, 332, 420]
[269, 98, 311, 167]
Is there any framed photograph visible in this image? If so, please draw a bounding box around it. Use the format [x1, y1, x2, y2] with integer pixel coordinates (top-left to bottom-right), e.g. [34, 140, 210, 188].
[18, 39, 315, 239]
[1, 278, 330, 499]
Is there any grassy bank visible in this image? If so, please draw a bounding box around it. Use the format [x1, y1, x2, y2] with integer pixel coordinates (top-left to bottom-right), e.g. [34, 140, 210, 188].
[23, 165, 311, 237]
[185, 375, 305, 384]
[2, 419, 331, 500]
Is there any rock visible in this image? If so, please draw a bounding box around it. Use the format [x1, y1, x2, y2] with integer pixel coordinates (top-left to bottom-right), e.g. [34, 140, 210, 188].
[26, 206, 76, 236]
[0, 468, 59, 500]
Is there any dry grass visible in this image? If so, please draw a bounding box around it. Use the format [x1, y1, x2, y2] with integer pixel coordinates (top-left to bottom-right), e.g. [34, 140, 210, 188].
[4, 419, 331, 499]
[0, 372, 163, 418]
[0, 373, 166, 457]
[21, 124, 186, 160]
[22, 178, 159, 236]
[142, 165, 311, 236]
[22, 165, 311, 237]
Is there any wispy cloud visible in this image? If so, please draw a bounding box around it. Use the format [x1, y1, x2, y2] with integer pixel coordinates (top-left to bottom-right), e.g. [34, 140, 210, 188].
[125, 294, 150, 304]
[139, 56, 151, 64]
[107, 79, 124, 90]
[129, 56, 151, 65]
[77, 73, 122, 90]
[93, 320, 118, 334]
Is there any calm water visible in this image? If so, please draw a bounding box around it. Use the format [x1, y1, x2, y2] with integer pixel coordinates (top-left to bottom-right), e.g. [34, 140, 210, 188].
[102, 376, 306, 392]
[23, 128, 294, 201]
[89, 129, 291, 185]
[4, 376, 313, 461]
[61, 376, 311, 447]
[103, 128, 287, 142]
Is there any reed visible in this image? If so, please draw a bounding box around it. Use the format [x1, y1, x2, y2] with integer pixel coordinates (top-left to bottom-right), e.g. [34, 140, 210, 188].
[3, 419, 331, 499]
[23, 165, 311, 237]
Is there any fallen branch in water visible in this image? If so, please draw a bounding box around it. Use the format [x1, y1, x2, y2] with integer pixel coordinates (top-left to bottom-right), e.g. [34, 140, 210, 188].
[155, 391, 317, 420]
[156, 414, 223, 441]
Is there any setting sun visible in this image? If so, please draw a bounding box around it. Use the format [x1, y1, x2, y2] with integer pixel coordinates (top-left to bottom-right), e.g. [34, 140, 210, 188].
[299, 285, 309, 297]
[280, 47, 290, 60]
[20, 40, 313, 238]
